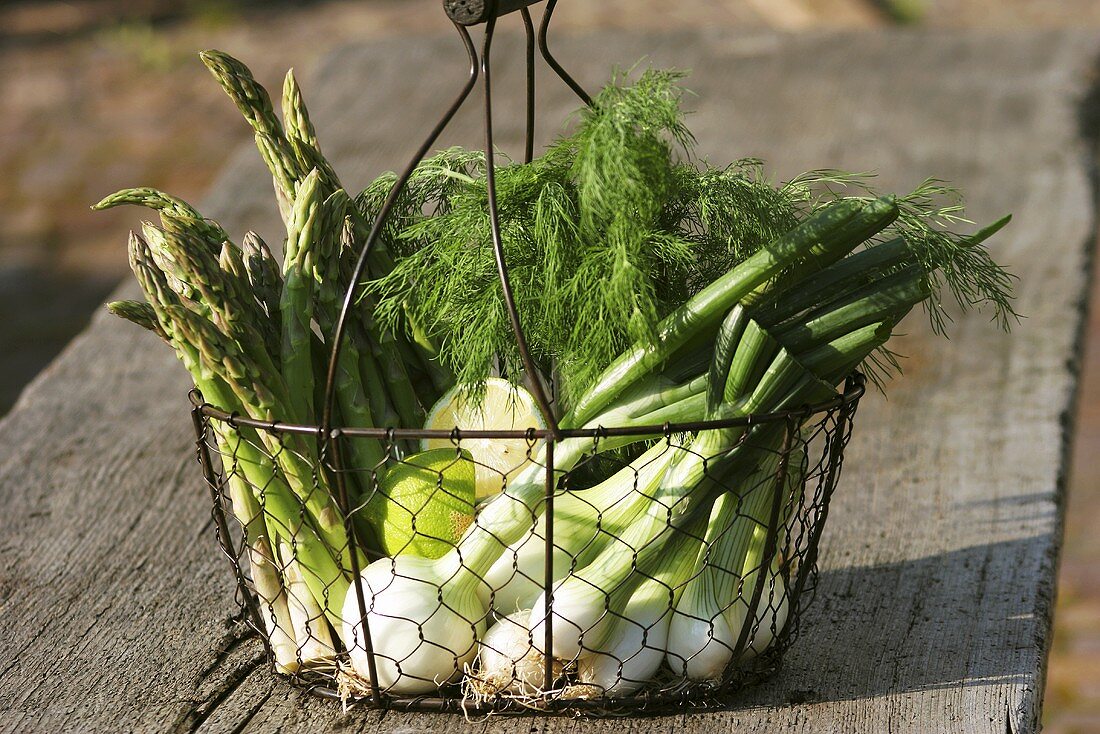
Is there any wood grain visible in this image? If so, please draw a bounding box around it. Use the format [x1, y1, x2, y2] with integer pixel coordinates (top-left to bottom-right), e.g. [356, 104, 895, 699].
[0, 28, 1095, 733]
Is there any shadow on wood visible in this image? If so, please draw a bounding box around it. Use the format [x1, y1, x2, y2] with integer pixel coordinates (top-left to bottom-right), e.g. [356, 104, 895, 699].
[748, 536, 1048, 708]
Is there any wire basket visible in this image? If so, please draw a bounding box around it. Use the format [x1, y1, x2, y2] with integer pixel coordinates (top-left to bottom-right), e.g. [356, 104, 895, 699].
[187, 0, 868, 717]
[191, 374, 863, 715]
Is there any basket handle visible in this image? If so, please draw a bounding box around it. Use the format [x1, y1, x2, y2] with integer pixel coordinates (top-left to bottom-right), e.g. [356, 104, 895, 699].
[319, 22, 480, 435]
[321, 2, 589, 438]
[479, 11, 562, 437]
[317, 4, 592, 703]
[445, 0, 544, 25]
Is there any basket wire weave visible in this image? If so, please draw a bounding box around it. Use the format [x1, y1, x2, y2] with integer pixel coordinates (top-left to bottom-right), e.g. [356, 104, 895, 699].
[191, 378, 863, 713]
[188, 0, 867, 715]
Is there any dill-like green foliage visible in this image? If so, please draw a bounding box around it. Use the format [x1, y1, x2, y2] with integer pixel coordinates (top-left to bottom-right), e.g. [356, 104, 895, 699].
[368, 69, 817, 406]
[891, 180, 1018, 334]
[365, 68, 1017, 408]
[671, 159, 804, 288]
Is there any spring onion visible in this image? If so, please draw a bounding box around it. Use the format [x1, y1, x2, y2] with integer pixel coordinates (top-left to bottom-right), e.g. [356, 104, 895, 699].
[471, 610, 562, 697]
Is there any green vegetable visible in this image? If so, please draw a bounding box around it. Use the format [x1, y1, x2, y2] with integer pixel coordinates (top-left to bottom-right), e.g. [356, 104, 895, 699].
[368, 71, 810, 407]
[368, 448, 477, 559]
[101, 52, 1016, 697]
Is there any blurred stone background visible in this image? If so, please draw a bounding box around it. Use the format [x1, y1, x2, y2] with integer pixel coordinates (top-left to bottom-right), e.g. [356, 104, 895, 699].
[1, 1, 1097, 730]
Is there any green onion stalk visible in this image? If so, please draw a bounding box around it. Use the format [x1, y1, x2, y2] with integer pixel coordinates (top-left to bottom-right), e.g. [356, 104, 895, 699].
[525, 322, 889, 691]
[493, 212, 907, 619]
[341, 196, 912, 693]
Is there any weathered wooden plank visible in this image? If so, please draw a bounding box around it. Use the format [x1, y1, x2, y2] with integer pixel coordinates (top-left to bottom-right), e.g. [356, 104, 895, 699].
[0, 27, 1094, 734]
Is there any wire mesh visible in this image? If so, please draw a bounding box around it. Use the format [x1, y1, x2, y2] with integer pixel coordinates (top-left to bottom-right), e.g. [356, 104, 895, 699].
[190, 374, 863, 715]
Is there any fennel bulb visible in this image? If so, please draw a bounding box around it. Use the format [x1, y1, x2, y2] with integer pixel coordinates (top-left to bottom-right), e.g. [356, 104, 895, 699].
[665, 455, 797, 682]
[482, 535, 573, 616]
[422, 379, 545, 501]
[482, 441, 673, 613]
[665, 565, 789, 682]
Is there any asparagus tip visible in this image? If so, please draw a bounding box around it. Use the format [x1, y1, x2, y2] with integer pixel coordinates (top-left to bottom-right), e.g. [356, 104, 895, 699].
[199, 49, 236, 75]
[91, 193, 118, 211]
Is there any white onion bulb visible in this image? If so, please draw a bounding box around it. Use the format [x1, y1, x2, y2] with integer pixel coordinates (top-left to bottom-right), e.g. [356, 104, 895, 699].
[575, 578, 672, 696]
[482, 532, 573, 615]
[666, 569, 790, 682]
[471, 610, 561, 696]
[342, 555, 486, 694]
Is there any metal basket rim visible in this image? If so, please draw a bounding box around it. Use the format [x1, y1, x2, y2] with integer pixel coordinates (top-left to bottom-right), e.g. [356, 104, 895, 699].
[189, 372, 865, 441]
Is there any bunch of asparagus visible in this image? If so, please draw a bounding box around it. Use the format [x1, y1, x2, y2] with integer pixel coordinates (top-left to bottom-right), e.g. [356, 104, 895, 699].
[102, 52, 450, 671]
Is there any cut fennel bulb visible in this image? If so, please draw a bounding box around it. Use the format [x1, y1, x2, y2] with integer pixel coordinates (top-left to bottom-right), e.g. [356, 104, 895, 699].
[367, 448, 476, 559]
[423, 378, 545, 501]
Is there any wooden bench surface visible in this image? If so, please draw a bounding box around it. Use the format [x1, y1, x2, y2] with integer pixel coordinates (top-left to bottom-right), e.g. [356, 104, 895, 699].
[0, 27, 1096, 734]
